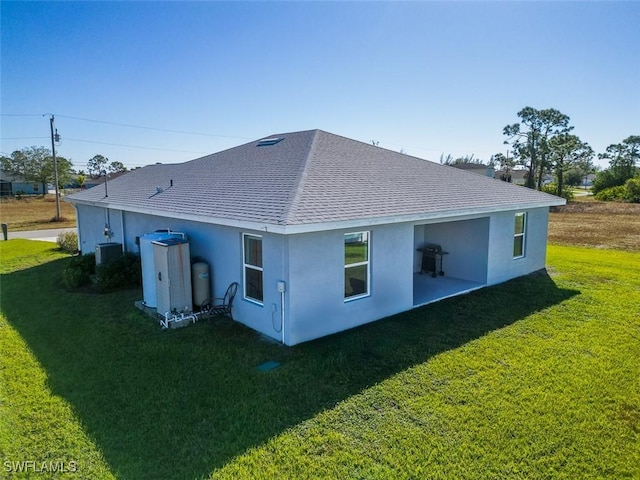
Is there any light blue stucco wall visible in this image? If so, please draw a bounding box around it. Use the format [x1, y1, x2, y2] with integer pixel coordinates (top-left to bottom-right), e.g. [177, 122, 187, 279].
[75, 204, 551, 346]
[75, 204, 288, 342]
[486, 207, 549, 285]
[285, 223, 414, 345]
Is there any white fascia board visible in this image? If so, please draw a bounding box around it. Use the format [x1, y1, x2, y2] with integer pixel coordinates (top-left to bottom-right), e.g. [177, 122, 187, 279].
[67, 198, 280, 233]
[277, 200, 565, 234]
[68, 198, 565, 236]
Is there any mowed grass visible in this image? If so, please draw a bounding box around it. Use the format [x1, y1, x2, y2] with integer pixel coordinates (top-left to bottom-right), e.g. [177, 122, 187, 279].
[0, 195, 77, 231]
[1, 239, 638, 479]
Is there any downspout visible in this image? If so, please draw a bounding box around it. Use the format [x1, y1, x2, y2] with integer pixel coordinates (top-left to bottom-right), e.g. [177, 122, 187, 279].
[119, 210, 126, 252]
[280, 236, 286, 345]
[71, 204, 82, 253]
[104, 208, 112, 240]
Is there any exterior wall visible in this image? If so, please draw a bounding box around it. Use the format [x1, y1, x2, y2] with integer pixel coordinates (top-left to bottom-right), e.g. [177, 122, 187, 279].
[75, 204, 552, 346]
[75, 204, 287, 342]
[12, 182, 43, 195]
[486, 207, 550, 285]
[285, 223, 414, 346]
[76, 204, 112, 253]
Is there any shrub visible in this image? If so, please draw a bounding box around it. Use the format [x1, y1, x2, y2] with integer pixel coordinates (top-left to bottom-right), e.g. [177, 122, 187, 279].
[62, 253, 96, 289]
[594, 185, 628, 202]
[541, 183, 574, 201]
[57, 231, 78, 253]
[95, 253, 142, 290]
[594, 177, 640, 203]
[625, 177, 640, 203]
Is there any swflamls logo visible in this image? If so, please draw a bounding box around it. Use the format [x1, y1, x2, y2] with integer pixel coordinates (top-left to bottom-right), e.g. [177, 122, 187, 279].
[3, 460, 78, 473]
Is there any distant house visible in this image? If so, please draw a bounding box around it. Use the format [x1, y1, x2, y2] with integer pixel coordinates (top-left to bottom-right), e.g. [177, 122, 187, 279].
[581, 174, 596, 187]
[494, 169, 553, 186]
[66, 130, 565, 346]
[449, 163, 495, 178]
[0, 170, 47, 196]
[83, 171, 128, 189]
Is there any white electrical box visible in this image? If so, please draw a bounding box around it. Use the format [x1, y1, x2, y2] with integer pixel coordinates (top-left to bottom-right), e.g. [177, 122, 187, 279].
[153, 238, 193, 315]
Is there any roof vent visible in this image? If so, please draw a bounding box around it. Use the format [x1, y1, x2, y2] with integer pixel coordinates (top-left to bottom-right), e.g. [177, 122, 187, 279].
[257, 137, 283, 147]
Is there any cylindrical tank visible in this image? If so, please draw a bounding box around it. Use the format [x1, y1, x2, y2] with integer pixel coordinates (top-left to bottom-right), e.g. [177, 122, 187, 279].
[191, 261, 211, 309]
[140, 230, 185, 307]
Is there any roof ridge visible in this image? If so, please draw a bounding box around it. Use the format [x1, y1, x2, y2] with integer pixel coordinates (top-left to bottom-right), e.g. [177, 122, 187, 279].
[278, 129, 321, 225]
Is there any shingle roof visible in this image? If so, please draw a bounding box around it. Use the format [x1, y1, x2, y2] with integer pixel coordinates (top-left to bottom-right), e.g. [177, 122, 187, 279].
[66, 129, 565, 233]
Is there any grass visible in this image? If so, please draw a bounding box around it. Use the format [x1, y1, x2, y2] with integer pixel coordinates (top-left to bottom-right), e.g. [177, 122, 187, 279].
[1, 238, 638, 479]
[549, 198, 640, 251]
[0, 195, 77, 231]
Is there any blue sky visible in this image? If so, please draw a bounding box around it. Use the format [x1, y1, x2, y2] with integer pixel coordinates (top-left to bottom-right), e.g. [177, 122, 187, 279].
[1, 1, 638, 171]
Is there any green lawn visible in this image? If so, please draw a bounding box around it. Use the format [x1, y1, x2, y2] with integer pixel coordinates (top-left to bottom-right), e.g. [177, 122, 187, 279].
[1, 240, 638, 479]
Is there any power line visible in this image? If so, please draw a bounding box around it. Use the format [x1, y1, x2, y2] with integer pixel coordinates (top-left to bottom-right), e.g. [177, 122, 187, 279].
[54, 114, 252, 140]
[0, 113, 44, 117]
[63, 137, 209, 154]
[1, 136, 49, 140]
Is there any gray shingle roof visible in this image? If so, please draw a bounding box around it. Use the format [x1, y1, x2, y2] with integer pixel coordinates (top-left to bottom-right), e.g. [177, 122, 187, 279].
[67, 129, 565, 232]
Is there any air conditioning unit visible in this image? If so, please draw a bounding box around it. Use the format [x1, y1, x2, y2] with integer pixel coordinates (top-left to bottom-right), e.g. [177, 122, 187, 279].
[95, 242, 123, 265]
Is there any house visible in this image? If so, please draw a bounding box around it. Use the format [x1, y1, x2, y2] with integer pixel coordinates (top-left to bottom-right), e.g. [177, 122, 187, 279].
[449, 163, 495, 178]
[66, 129, 565, 346]
[83, 171, 129, 189]
[0, 170, 48, 196]
[494, 169, 553, 186]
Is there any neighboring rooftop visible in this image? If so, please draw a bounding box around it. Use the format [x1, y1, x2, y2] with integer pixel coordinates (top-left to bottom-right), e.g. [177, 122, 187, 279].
[66, 129, 565, 233]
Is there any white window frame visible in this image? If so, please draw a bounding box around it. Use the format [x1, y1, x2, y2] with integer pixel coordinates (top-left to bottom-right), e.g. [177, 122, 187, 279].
[344, 231, 370, 301]
[513, 212, 527, 259]
[242, 233, 263, 305]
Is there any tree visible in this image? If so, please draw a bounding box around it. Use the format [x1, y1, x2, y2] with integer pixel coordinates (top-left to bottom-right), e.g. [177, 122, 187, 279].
[87, 154, 109, 177]
[440, 153, 483, 166]
[1, 146, 73, 194]
[593, 135, 640, 195]
[76, 174, 86, 189]
[493, 152, 516, 182]
[598, 135, 640, 182]
[503, 107, 573, 190]
[548, 134, 593, 197]
[108, 161, 127, 173]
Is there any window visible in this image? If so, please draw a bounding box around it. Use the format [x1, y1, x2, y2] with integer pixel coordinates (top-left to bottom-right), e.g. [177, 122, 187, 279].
[344, 232, 370, 300]
[243, 234, 263, 303]
[513, 212, 526, 258]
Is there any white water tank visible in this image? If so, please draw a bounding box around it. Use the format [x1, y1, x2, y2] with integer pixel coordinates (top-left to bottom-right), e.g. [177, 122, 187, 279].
[140, 231, 185, 307]
[191, 262, 210, 309]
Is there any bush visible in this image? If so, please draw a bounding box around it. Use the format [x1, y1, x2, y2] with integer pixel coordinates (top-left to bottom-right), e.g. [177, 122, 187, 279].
[591, 169, 634, 195]
[541, 183, 574, 201]
[594, 185, 628, 202]
[625, 177, 640, 203]
[62, 253, 96, 289]
[95, 253, 142, 290]
[57, 231, 78, 253]
[594, 177, 640, 203]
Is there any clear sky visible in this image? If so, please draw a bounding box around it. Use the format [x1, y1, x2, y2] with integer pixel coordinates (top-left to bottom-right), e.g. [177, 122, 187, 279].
[1, 1, 638, 171]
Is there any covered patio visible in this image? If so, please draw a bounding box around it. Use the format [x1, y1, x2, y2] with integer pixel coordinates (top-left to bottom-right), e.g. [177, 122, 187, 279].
[413, 273, 484, 306]
[413, 217, 489, 306]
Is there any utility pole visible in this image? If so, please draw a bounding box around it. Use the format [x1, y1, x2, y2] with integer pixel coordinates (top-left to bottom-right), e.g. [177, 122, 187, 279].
[49, 115, 61, 221]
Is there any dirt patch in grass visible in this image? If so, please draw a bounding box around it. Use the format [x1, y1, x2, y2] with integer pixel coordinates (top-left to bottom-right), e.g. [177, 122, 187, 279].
[549, 199, 640, 251]
[0, 195, 77, 231]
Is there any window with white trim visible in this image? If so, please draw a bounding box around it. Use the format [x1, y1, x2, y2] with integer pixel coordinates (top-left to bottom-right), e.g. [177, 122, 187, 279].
[513, 212, 526, 258]
[344, 231, 370, 300]
[243, 234, 263, 303]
